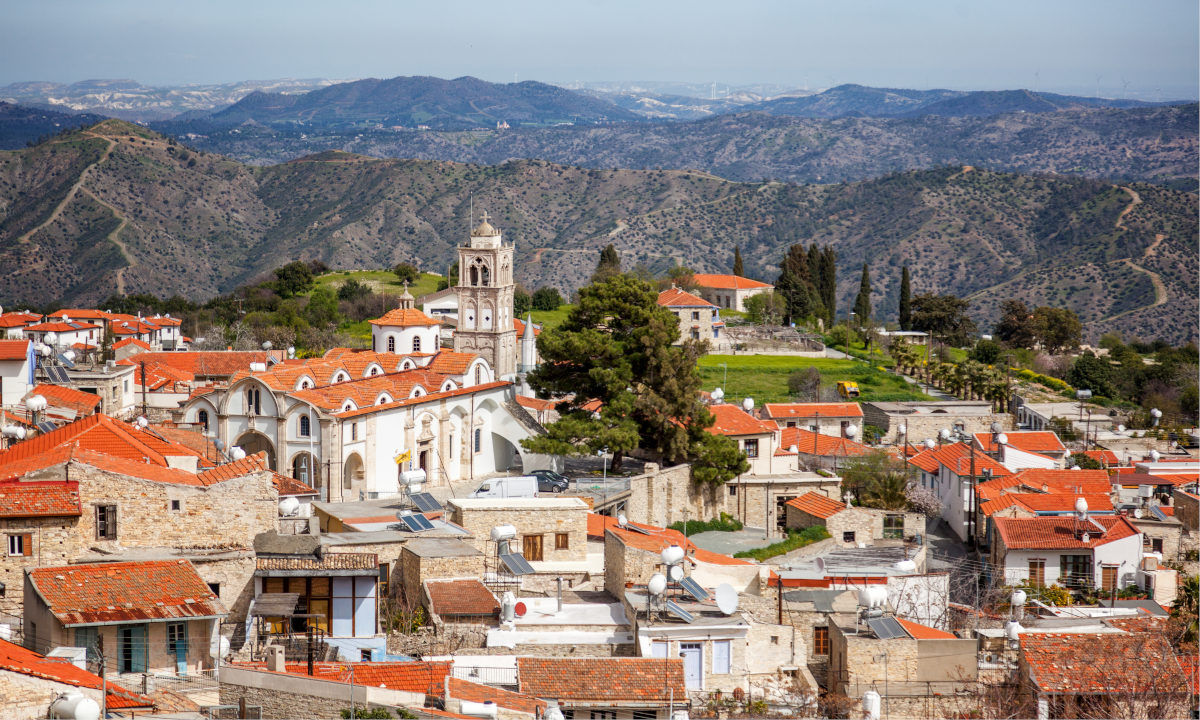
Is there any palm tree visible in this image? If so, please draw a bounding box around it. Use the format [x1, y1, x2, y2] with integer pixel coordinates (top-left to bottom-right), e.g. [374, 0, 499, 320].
[861, 472, 910, 510]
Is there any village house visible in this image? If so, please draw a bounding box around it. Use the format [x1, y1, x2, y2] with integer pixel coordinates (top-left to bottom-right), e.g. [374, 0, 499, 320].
[989, 514, 1143, 591]
[691, 273, 773, 312]
[0, 340, 33, 407]
[862, 400, 1009, 445]
[780, 426, 873, 472]
[764, 402, 864, 438]
[973, 430, 1068, 469]
[516, 657, 687, 720]
[447, 497, 590, 584]
[0, 311, 43, 340]
[908, 442, 1012, 543]
[973, 469, 1114, 549]
[0, 636, 153, 720]
[707, 403, 788, 475]
[657, 287, 723, 346]
[784, 492, 925, 548]
[24, 559, 227, 677]
[19, 319, 101, 352]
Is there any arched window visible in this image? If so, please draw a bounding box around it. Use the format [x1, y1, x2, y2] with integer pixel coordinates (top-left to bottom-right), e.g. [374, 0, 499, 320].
[475, 365, 483, 385]
[470, 265, 479, 286]
[246, 388, 260, 415]
[480, 263, 490, 287]
[412, 335, 421, 353]
[198, 409, 209, 431]
[387, 336, 395, 353]
[299, 415, 310, 437]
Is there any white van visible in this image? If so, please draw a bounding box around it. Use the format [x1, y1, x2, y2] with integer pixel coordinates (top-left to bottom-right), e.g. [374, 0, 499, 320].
[469, 476, 538, 499]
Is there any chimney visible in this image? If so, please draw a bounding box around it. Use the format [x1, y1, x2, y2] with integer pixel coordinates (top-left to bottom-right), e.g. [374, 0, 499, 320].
[266, 644, 286, 672]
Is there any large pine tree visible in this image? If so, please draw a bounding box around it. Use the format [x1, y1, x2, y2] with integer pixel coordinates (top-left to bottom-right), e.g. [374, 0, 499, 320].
[732, 246, 744, 277]
[776, 244, 819, 324]
[852, 263, 871, 326]
[898, 265, 912, 331]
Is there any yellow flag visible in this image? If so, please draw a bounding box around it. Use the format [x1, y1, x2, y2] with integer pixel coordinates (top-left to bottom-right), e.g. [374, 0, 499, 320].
[394, 450, 412, 465]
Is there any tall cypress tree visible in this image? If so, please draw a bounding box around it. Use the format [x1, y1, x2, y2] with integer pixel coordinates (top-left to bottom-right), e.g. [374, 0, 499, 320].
[898, 265, 912, 331]
[852, 263, 871, 326]
[820, 246, 837, 325]
[776, 244, 818, 324]
[591, 244, 622, 283]
[732, 246, 744, 277]
[806, 244, 826, 320]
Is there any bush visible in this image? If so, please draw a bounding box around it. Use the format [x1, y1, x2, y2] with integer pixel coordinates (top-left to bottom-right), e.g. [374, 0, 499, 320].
[667, 513, 744, 535]
[1015, 368, 1072, 392]
[734, 526, 830, 561]
[393, 262, 420, 285]
[532, 286, 563, 311]
[342, 708, 395, 719]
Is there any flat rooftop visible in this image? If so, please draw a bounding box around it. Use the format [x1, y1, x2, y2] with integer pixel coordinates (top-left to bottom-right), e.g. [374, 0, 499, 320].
[447, 497, 590, 510]
[781, 546, 922, 578]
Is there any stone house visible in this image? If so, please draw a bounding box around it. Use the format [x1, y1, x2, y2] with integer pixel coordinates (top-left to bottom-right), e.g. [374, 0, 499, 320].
[0, 441, 277, 620]
[0, 636, 153, 720]
[692, 273, 773, 312]
[784, 492, 925, 547]
[862, 400, 1009, 445]
[448, 497, 589, 568]
[779, 426, 873, 472]
[24, 559, 227, 677]
[62, 361, 138, 419]
[0, 339, 33, 406]
[724, 473, 844, 540]
[657, 287, 723, 345]
[827, 614, 978, 720]
[397, 538, 486, 606]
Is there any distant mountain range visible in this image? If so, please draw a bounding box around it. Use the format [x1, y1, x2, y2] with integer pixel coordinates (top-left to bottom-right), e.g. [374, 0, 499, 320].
[0, 102, 107, 149]
[1, 120, 1194, 344]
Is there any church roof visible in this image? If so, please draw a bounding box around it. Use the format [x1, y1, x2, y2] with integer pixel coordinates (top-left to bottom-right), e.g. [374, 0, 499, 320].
[369, 308, 441, 327]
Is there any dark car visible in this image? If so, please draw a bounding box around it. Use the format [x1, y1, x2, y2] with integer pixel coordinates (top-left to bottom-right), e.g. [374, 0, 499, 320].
[532, 469, 570, 493]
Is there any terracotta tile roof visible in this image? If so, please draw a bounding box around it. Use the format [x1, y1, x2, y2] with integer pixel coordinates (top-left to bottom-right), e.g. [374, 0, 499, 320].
[0, 339, 30, 360]
[24, 321, 100, 333]
[255, 553, 378, 573]
[113, 337, 152, 351]
[513, 317, 542, 336]
[0, 637, 152, 709]
[152, 426, 218, 458]
[896, 618, 956, 639]
[918, 442, 1013, 478]
[369, 307, 442, 327]
[976, 469, 1113, 500]
[764, 402, 864, 419]
[907, 447, 941, 474]
[30, 383, 100, 416]
[515, 395, 558, 412]
[425, 351, 480, 376]
[1082, 449, 1122, 466]
[785, 491, 847, 519]
[47, 309, 112, 321]
[974, 430, 1065, 454]
[1021, 633, 1187, 695]
[226, 350, 438, 391]
[994, 515, 1139, 550]
[233, 660, 451, 693]
[272, 470, 317, 496]
[692, 273, 773, 290]
[446, 677, 546, 714]
[517, 657, 685, 704]
[117, 351, 281, 377]
[706, 403, 776, 436]
[334, 380, 512, 419]
[0, 480, 81, 518]
[592, 513, 752, 567]
[292, 369, 448, 412]
[147, 315, 183, 326]
[0, 414, 204, 467]
[134, 360, 195, 391]
[0, 311, 42, 328]
[28, 559, 225, 626]
[980, 493, 1114, 517]
[425, 578, 499, 617]
[779, 427, 872, 457]
[1179, 653, 1199, 696]
[657, 287, 716, 308]
[1146, 473, 1200, 486]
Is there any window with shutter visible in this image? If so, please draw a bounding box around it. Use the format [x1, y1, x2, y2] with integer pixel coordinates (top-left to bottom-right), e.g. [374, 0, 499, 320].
[96, 505, 118, 540]
[713, 639, 731, 674]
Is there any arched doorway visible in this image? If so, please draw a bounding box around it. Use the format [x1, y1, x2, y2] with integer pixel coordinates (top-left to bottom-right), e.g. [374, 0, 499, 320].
[342, 453, 364, 499]
[291, 452, 320, 495]
[491, 433, 522, 473]
[236, 431, 276, 469]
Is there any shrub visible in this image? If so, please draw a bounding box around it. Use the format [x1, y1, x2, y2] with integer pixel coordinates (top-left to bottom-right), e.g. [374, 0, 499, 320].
[393, 262, 420, 285]
[667, 513, 744, 535]
[734, 526, 830, 561]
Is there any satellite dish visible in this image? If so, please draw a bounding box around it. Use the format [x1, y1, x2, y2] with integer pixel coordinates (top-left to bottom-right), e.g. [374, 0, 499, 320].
[213, 438, 225, 451]
[939, 428, 951, 441]
[513, 601, 527, 618]
[669, 565, 685, 582]
[923, 439, 935, 449]
[617, 513, 628, 528]
[1134, 508, 1145, 519]
[742, 397, 754, 412]
[996, 433, 1008, 446]
[715, 583, 739, 615]
[844, 425, 858, 438]
[896, 423, 907, 435]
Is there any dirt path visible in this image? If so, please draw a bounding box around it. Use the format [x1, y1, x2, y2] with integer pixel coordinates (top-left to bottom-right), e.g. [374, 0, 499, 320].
[14, 133, 115, 245]
[81, 188, 132, 294]
[947, 165, 975, 181]
[1114, 185, 1141, 231]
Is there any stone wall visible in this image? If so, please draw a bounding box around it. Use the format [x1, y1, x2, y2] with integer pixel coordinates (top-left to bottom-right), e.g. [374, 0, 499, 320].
[0, 668, 106, 720]
[1134, 519, 1183, 561]
[863, 407, 1012, 445]
[219, 665, 424, 720]
[729, 477, 843, 538]
[449, 500, 587, 563]
[602, 532, 665, 598]
[0, 515, 75, 616]
[399, 546, 485, 604]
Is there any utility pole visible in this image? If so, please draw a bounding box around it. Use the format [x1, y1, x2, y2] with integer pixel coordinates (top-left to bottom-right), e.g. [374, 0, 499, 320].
[98, 635, 106, 718]
[139, 360, 148, 418]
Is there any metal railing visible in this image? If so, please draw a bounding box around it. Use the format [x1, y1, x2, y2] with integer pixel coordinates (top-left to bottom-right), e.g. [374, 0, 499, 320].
[451, 665, 519, 687]
[147, 667, 219, 694]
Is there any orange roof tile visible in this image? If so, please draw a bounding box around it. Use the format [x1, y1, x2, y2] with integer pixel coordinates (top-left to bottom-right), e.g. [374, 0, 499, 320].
[657, 287, 716, 308]
[1021, 633, 1187, 695]
[785, 492, 847, 519]
[425, 351, 480, 376]
[113, 337, 152, 351]
[0, 637, 152, 709]
[0, 311, 42, 328]
[117, 351, 281, 377]
[425, 578, 499, 617]
[0, 480, 81, 518]
[518, 657, 685, 704]
[291, 369, 447, 412]
[513, 317, 542, 336]
[974, 430, 1065, 454]
[764, 402, 864, 419]
[920, 442, 1013, 478]
[232, 660, 451, 693]
[896, 618, 956, 639]
[976, 468, 1113, 500]
[515, 395, 558, 412]
[1082, 449, 1122, 466]
[29, 559, 225, 625]
[706, 403, 776, 436]
[446, 677, 547, 714]
[196, 452, 271, 485]
[47, 309, 112, 321]
[779, 427, 872, 457]
[334, 380, 512, 419]
[0, 339, 30, 360]
[692, 273, 772, 290]
[0, 414, 204, 467]
[30, 383, 100, 416]
[272, 470, 317, 496]
[980, 493, 1114, 517]
[993, 515, 1139, 550]
[369, 307, 442, 327]
[907, 447, 941, 474]
[593, 513, 752, 567]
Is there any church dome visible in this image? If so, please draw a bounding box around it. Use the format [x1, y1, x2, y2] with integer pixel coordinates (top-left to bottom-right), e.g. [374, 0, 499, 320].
[471, 211, 500, 237]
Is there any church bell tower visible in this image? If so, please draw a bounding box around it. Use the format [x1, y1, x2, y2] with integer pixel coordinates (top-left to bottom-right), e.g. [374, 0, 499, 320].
[453, 211, 517, 378]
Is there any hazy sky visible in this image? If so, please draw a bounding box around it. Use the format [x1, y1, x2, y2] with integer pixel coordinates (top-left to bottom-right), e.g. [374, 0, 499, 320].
[3, 0, 1196, 99]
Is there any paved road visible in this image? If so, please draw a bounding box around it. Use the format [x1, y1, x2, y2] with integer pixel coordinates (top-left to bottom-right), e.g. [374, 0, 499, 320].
[923, 517, 968, 572]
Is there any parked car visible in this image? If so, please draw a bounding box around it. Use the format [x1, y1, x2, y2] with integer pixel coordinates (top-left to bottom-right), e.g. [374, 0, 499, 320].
[531, 469, 569, 493]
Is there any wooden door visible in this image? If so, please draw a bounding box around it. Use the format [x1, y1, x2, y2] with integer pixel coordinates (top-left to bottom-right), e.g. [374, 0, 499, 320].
[1101, 565, 1118, 592]
[522, 534, 544, 561]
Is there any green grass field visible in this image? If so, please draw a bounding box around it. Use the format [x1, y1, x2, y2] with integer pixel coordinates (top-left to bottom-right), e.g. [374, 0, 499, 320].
[697, 354, 932, 404]
[529, 305, 573, 331]
[314, 270, 443, 299]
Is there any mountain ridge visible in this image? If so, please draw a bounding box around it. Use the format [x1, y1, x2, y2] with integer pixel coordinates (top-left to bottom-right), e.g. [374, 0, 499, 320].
[0, 121, 1194, 343]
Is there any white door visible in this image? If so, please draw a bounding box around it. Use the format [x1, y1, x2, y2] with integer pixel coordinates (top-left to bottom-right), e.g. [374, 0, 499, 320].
[680, 642, 703, 690]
